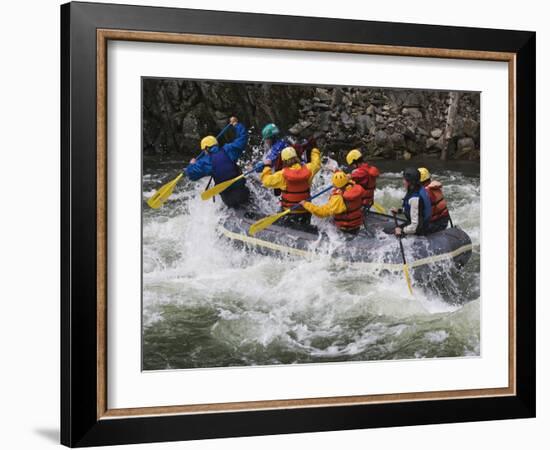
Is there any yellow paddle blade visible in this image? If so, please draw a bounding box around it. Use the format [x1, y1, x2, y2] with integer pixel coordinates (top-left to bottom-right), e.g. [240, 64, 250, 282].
[201, 174, 244, 201]
[248, 209, 291, 236]
[146, 174, 183, 209]
[403, 264, 413, 296]
[373, 202, 386, 214]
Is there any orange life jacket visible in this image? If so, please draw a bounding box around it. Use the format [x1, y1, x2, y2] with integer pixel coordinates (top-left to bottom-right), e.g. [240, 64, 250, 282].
[424, 180, 449, 222]
[281, 165, 312, 213]
[333, 183, 366, 230]
[351, 163, 380, 207]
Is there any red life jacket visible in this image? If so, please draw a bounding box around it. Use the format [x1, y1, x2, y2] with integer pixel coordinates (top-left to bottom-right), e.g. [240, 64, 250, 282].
[351, 163, 380, 207]
[281, 165, 312, 213]
[333, 183, 366, 230]
[424, 180, 449, 222]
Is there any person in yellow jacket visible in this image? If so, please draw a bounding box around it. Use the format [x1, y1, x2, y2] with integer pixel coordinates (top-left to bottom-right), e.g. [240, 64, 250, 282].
[260, 146, 321, 226]
[300, 171, 367, 234]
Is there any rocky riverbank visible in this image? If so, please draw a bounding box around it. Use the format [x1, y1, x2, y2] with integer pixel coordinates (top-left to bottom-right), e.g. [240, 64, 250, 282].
[143, 79, 480, 162]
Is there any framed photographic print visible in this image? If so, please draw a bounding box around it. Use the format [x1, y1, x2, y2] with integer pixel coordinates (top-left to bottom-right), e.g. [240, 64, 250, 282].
[61, 1, 536, 447]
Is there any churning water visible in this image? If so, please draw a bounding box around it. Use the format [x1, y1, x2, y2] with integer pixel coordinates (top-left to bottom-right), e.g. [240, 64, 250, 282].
[142, 158, 480, 370]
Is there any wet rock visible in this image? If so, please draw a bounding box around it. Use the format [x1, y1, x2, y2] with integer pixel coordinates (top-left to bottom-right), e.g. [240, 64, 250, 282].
[403, 107, 423, 119]
[289, 120, 312, 135]
[313, 102, 330, 110]
[406, 140, 421, 155]
[356, 114, 375, 135]
[452, 116, 464, 138]
[331, 88, 344, 107]
[370, 93, 387, 105]
[318, 111, 332, 131]
[341, 111, 355, 129]
[315, 88, 332, 102]
[374, 130, 388, 146]
[404, 91, 422, 107]
[426, 136, 445, 151]
[143, 80, 480, 161]
[431, 128, 443, 138]
[335, 131, 347, 141]
[390, 132, 406, 149]
[417, 127, 429, 137]
[463, 118, 479, 138]
[455, 137, 476, 159]
[405, 126, 417, 139]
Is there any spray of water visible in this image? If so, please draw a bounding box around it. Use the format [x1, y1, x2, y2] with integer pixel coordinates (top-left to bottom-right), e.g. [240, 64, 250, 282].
[142, 162, 480, 370]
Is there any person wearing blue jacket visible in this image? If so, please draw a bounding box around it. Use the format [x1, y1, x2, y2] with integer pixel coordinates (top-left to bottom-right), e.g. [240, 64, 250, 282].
[185, 116, 250, 208]
[257, 123, 293, 172]
[390, 167, 432, 236]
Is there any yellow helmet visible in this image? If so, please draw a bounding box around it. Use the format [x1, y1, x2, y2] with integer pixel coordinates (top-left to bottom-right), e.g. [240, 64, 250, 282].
[418, 167, 431, 183]
[200, 135, 218, 150]
[281, 146, 297, 161]
[332, 171, 349, 189]
[346, 149, 362, 165]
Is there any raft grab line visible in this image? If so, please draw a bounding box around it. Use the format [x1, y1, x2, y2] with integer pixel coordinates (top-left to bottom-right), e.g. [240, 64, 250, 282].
[218, 226, 473, 270]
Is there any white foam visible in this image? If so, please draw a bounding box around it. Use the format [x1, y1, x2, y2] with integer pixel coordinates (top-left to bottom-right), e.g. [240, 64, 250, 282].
[142, 168, 480, 365]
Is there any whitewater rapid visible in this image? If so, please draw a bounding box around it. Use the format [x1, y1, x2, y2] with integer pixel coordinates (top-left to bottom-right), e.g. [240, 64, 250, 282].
[142, 160, 480, 370]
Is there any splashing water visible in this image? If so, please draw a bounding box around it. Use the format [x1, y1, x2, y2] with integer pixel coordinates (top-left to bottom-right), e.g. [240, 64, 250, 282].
[142, 158, 480, 370]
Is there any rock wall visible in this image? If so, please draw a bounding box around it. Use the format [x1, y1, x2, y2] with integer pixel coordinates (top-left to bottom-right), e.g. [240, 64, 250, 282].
[143, 79, 480, 161]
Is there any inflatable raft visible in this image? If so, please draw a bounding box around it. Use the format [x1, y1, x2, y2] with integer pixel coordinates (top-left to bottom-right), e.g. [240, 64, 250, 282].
[218, 208, 473, 278]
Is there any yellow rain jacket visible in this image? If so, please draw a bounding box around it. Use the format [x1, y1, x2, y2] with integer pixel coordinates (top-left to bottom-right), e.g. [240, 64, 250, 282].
[260, 148, 322, 191]
[303, 182, 366, 231]
[302, 192, 346, 217]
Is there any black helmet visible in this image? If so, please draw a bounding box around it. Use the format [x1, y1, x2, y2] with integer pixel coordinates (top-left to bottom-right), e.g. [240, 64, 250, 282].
[403, 167, 420, 184]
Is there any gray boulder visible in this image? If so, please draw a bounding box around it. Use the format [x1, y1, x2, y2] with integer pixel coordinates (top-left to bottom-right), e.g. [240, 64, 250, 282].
[430, 128, 443, 138]
[455, 137, 476, 158]
[374, 130, 388, 146]
[356, 114, 375, 135]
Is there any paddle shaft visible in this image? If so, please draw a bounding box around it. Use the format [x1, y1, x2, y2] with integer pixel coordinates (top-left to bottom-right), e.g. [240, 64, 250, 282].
[148, 123, 239, 209]
[247, 185, 333, 236]
[393, 213, 408, 266]
[368, 209, 407, 223]
[292, 185, 333, 210]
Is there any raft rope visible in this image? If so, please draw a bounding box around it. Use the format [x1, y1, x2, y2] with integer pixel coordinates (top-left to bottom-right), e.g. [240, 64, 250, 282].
[218, 226, 474, 271]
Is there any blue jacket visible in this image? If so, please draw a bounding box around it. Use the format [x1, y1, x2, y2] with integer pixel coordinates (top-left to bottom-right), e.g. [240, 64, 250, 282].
[185, 123, 248, 181]
[403, 186, 432, 226]
[266, 137, 291, 162]
[254, 137, 292, 173]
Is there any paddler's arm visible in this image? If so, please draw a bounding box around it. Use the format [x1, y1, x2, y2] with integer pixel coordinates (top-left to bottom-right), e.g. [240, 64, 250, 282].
[306, 148, 322, 182]
[402, 197, 420, 235]
[184, 156, 212, 181]
[222, 119, 248, 162]
[259, 165, 287, 190]
[265, 139, 288, 163]
[302, 194, 346, 218]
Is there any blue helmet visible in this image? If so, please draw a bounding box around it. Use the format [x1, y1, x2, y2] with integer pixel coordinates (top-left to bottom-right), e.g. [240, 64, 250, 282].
[262, 123, 280, 140]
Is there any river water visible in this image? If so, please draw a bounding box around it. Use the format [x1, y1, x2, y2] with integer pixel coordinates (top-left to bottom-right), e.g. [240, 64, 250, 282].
[142, 157, 480, 370]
